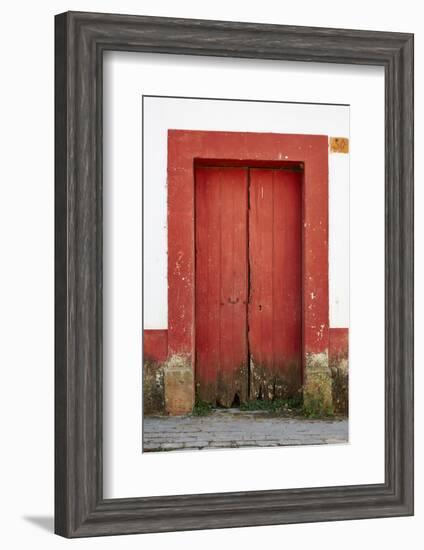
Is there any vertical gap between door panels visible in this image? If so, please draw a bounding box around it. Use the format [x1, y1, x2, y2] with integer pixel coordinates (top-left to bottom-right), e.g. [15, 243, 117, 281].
[247, 168, 251, 399]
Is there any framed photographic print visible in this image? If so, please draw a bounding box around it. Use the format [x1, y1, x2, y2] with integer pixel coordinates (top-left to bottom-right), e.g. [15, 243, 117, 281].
[55, 11, 414, 537]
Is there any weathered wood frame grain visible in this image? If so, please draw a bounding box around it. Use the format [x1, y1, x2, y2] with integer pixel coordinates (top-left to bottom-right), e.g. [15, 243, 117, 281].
[55, 11, 414, 538]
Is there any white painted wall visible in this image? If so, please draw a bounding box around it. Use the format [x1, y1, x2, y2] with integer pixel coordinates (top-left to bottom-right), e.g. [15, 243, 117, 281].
[143, 95, 350, 329]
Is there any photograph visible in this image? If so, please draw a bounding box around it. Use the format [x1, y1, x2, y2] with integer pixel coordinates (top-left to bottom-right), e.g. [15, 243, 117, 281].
[142, 96, 350, 452]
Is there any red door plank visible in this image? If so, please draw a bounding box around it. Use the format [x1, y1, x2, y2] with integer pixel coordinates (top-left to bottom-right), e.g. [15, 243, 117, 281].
[249, 169, 302, 400]
[248, 169, 274, 384]
[194, 167, 216, 400]
[195, 167, 248, 406]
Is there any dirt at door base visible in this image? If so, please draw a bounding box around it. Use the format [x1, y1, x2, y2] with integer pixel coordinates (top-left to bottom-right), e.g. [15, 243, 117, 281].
[195, 361, 249, 409]
[195, 359, 302, 409]
[249, 357, 302, 402]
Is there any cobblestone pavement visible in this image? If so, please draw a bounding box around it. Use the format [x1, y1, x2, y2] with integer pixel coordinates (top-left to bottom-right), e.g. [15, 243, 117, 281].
[143, 409, 348, 452]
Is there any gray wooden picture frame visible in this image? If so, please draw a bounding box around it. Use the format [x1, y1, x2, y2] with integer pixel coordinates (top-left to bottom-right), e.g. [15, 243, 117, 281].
[55, 11, 414, 538]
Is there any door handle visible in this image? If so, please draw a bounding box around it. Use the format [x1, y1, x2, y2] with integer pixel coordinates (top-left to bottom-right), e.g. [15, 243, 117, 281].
[228, 297, 239, 304]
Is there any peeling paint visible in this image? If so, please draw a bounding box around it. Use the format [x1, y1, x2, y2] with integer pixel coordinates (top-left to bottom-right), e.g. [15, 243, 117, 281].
[174, 250, 184, 276]
[317, 323, 325, 340]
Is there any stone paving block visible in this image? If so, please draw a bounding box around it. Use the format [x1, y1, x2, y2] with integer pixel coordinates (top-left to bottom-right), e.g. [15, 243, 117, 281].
[143, 410, 348, 452]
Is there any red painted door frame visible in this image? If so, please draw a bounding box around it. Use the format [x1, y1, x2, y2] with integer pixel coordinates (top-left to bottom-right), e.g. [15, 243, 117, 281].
[167, 130, 329, 396]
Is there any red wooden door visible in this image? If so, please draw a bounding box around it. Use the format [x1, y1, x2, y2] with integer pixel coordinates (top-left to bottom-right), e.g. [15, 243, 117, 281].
[195, 166, 249, 407]
[195, 166, 302, 406]
[248, 169, 303, 400]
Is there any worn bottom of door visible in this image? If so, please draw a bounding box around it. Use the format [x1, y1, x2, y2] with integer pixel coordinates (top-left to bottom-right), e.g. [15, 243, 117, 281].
[195, 165, 302, 407]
